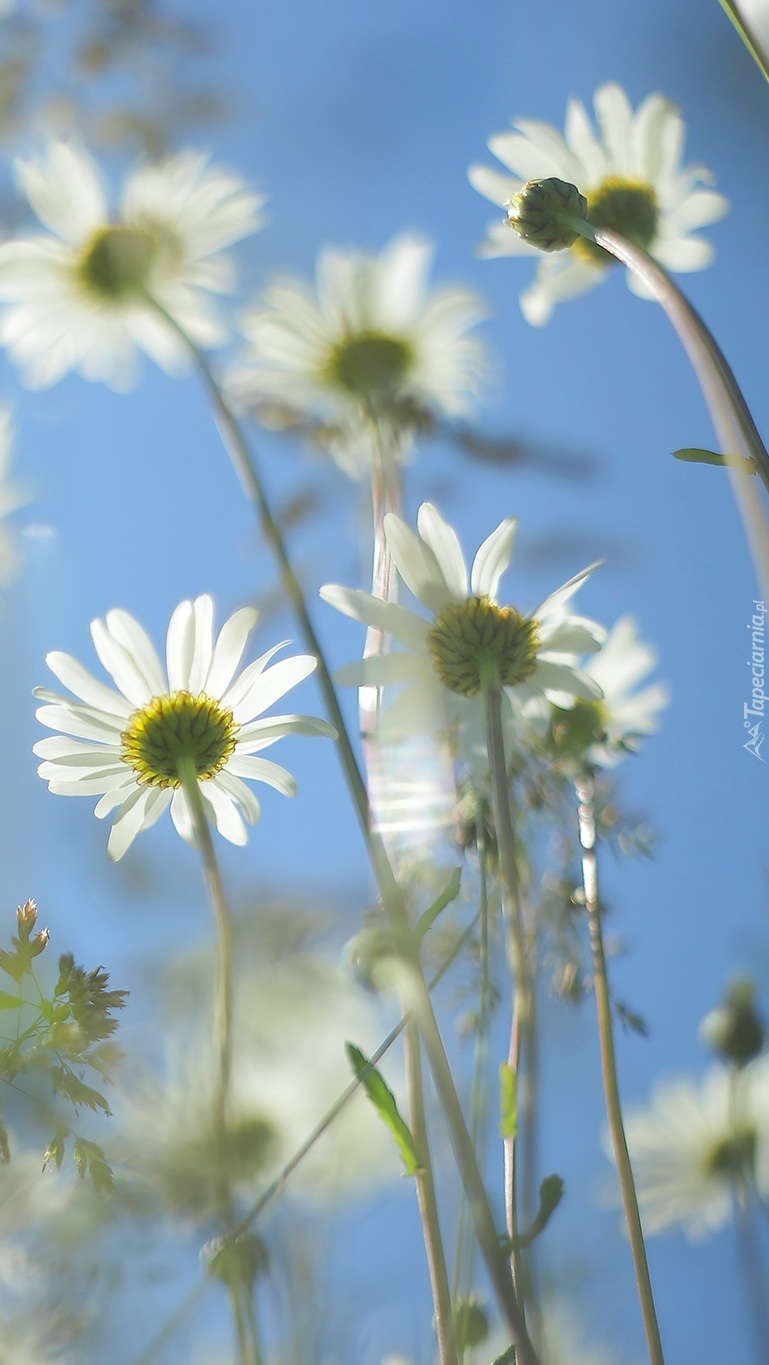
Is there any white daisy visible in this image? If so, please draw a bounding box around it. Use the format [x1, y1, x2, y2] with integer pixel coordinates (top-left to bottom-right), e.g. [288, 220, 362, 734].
[33, 594, 335, 861]
[619, 1057, 769, 1242]
[227, 235, 486, 478]
[550, 615, 669, 768]
[320, 502, 606, 745]
[0, 142, 265, 389]
[469, 82, 728, 325]
[0, 408, 29, 588]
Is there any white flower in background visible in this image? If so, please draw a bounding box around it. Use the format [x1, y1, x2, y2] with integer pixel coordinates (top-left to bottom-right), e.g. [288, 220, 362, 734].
[321, 502, 605, 745]
[550, 615, 669, 767]
[116, 951, 401, 1220]
[34, 594, 335, 860]
[227, 235, 486, 478]
[0, 408, 29, 587]
[618, 1056, 769, 1242]
[469, 82, 728, 325]
[0, 142, 264, 388]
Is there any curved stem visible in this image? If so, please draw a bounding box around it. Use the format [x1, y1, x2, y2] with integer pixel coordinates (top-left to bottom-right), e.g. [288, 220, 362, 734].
[149, 309, 537, 1363]
[572, 221, 769, 600]
[574, 773, 664, 1365]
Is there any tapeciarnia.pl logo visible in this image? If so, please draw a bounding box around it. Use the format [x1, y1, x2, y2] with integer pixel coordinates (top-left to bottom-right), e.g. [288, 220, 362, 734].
[744, 599, 766, 762]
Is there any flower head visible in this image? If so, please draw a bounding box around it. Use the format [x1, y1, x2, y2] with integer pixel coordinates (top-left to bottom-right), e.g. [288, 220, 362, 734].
[227, 235, 486, 478]
[618, 1057, 769, 1241]
[321, 503, 605, 747]
[469, 83, 728, 325]
[549, 615, 669, 768]
[0, 142, 264, 388]
[34, 595, 335, 860]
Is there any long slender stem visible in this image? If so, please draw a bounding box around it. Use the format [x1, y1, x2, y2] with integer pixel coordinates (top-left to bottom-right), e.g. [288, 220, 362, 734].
[734, 1184, 769, 1365]
[178, 760, 259, 1365]
[482, 679, 532, 1308]
[572, 222, 769, 601]
[149, 307, 537, 1363]
[574, 773, 664, 1365]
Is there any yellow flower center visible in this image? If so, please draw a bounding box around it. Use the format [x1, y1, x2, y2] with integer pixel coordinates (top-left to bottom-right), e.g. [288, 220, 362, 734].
[572, 176, 659, 268]
[120, 690, 238, 789]
[77, 225, 159, 300]
[427, 596, 541, 698]
[324, 331, 414, 403]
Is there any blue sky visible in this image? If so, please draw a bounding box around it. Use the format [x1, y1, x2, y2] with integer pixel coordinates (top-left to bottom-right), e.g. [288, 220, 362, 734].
[1, 0, 768, 1360]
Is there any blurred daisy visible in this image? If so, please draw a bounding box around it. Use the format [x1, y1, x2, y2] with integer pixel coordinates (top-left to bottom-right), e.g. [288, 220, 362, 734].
[0, 409, 29, 588]
[469, 82, 728, 325]
[227, 235, 486, 478]
[321, 502, 605, 743]
[550, 615, 669, 768]
[619, 1057, 769, 1242]
[0, 142, 264, 389]
[34, 595, 335, 860]
[116, 949, 401, 1221]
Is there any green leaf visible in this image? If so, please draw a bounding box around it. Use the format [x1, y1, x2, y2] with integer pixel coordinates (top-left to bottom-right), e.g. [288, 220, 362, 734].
[499, 1063, 517, 1139]
[346, 1042, 420, 1176]
[42, 1128, 68, 1172]
[673, 447, 756, 474]
[72, 1138, 114, 1197]
[491, 1350, 516, 1365]
[413, 868, 462, 941]
[53, 1071, 112, 1115]
[0, 991, 23, 1010]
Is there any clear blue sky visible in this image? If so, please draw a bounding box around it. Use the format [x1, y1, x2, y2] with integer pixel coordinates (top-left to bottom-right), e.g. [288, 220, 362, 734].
[1, 1, 767, 1360]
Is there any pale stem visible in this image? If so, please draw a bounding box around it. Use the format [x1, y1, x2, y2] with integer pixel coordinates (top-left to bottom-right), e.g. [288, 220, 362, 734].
[482, 678, 532, 1310]
[574, 773, 665, 1365]
[177, 760, 260, 1365]
[572, 221, 769, 602]
[150, 307, 535, 1361]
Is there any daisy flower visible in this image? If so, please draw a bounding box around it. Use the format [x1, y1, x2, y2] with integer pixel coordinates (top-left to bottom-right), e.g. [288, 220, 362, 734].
[227, 234, 486, 478]
[618, 1057, 769, 1242]
[550, 615, 669, 768]
[320, 502, 606, 745]
[0, 141, 265, 389]
[469, 82, 728, 325]
[33, 595, 335, 861]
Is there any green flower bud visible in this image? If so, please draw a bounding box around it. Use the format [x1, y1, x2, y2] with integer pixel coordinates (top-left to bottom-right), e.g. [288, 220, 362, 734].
[700, 980, 765, 1068]
[506, 177, 588, 252]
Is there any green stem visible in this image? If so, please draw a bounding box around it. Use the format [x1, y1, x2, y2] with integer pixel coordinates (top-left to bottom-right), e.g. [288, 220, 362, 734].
[406, 1018, 460, 1365]
[572, 221, 769, 600]
[482, 679, 532, 1309]
[150, 308, 536, 1363]
[177, 760, 258, 1365]
[574, 773, 664, 1365]
[717, 0, 769, 86]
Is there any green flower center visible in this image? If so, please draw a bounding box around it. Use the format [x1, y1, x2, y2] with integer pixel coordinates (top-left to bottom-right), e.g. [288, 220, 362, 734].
[120, 690, 238, 789]
[77, 225, 159, 300]
[572, 176, 659, 268]
[427, 596, 541, 698]
[324, 331, 414, 402]
[703, 1127, 756, 1181]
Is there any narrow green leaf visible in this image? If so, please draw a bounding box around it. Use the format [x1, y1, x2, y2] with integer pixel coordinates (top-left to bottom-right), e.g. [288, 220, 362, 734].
[413, 867, 462, 941]
[0, 991, 22, 1010]
[673, 447, 757, 474]
[346, 1042, 420, 1176]
[492, 1349, 516, 1365]
[499, 1062, 517, 1139]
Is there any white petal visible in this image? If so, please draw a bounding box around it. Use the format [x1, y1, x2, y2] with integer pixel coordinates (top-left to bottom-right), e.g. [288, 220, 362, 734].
[42, 651, 132, 718]
[107, 787, 160, 861]
[384, 513, 454, 615]
[231, 653, 318, 722]
[319, 585, 429, 651]
[470, 518, 517, 598]
[205, 605, 259, 696]
[101, 608, 166, 696]
[415, 503, 468, 602]
[224, 754, 297, 795]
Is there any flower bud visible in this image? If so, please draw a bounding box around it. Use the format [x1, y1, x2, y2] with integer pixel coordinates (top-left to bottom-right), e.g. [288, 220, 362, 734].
[699, 979, 765, 1068]
[16, 898, 38, 942]
[506, 177, 588, 252]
